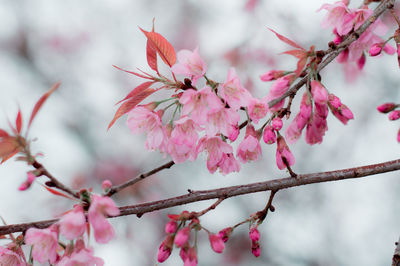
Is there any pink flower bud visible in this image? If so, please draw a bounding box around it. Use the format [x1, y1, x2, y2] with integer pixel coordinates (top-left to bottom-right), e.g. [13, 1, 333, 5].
[209, 234, 225, 253]
[388, 110, 400, 121]
[251, 241, 261, 257]
[157, 242, 172, 263]
[357, 53, 366, 70]
[260, 70, 285, 81]
[249, 226, 260, 242]
[102, 180, 112, 191]
[377, 103, 397, 113]
[397, 128, 400, 143]
[218, 227, 233, 243]
[174, 227, 190, 247]
[272, 117, 283, 131]
[165, 220, 177, 234]
[263, 125, 276, 144]
[18, 172, 36, 191]
[369, 43, 382, 56]
[310, 80, 328, 105]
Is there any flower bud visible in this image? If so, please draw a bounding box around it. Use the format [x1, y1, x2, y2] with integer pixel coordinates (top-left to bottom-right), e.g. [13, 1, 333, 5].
[165, 220, 177, 234]
[249, 226, 260, 242]
[218, 227, 233, 243]
[251, 241, 261, 257]
[369, 43, 382, 56]
[272, 117, 283, 131]
[388, 110, 400, 121]
[263, 126, 276, 145]
[377, 103, 397, 113]
[174, 227, 190, 247]
[209, 234, 225, 253]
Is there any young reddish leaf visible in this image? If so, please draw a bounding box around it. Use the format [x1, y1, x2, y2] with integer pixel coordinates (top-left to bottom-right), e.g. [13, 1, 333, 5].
[140, 28, 176, 67]
[295, 56, 308, 77]
[116, 81, 154, 105]
[282, 49, 307, 59]
[0, 129, 9, 138]
[0, 137, 20, 163]
[113, 65, 153, 80]
[268, 28, 304, 50]
[28, 82, 60, 131]
[108, 89, 156, 130]
[146, 40, 159, 73]
[42, 185, 74, 200]
[15, 109, 22, 134]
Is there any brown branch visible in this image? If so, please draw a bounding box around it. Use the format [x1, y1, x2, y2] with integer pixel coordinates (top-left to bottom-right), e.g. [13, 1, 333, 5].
[267, 0, 395, 109]
[1, 158, 399, 236]
[195, 197, 225, 217]
[32, 160, 79, 199]
[393, 236, 400, 266]
[256, 190, 277, 222]
[105, 160, 175, 197]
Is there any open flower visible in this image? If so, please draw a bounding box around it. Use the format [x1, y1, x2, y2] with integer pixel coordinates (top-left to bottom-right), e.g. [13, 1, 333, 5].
[59, 205, 86, 240]
[25, 225, 59, 264]
[171, 47, 207, 85]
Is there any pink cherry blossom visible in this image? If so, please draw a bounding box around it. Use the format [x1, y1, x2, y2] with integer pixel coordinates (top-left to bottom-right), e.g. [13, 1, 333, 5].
[306, 103, 329, 145]
[102, 180, 112, 191]
[328, 94, 354, 124]
[377, 103, 396, 113]
[171, 47, 207, 85]
[251, 241, 261, 257]
[197, 136, 233, 173]
[175, 227, 190, 247]
[260, 70, 285, 81]
[209, 234, 225, 253]
[59, 205, 86, 240]
[182, 247, 197, 266]
[179, 86, 222, 125]
[272, 117, 283, 131]
[205, 106, 240, 137]
[219, 68, 252, 111]
[285, 93, 312, 144]
[249, 226, 260, 242]
[266, 76, 292, 111]
[247, 97, 268, 124]
[18, 172, 36, 191]
[127, 106, 167, 151]
[237, 126, 262, 163]
[57, 246, 104, 266]
[25, 225, 59, 264]
[0, 246, 26, 266]
[318, 1, 354, 36]
[165, 220, 178, 234]
[88, 194, 120, 244]
[217, 153, 241, 175]
[311, 80, 328, 105]
[263, 125, 276, 144]
[218, 227, 233, 243]
[276, 135, 295, 170]
[157, 237, 173, 263]
[389, 110, 400, 121]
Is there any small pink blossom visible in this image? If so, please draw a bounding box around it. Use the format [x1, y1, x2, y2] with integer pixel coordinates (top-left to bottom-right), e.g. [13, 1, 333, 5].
[57, 246, 104, 266]
[369, 43, 382, 56]
[383, 43, 396, 55]
[263, 125, 276, 144]
[237, 126, 262, 163]
[247, 97, 268, 124]
[311, 80, 328, 105]
[318, 1, 354, 36]
[101, 180, 112, 191]
[88, 194, 120, 244]
[285, 93, 312, 144]
[249, 226, 260, 242]
[197, 136, 233, 173]
[182, 247, 197, 266]
[25, 226, 59, 264]
[127, 106, 167, 151]
[165, 220, 177, 234]
[217, 153, 241, 175]
[306, 103, 329, 145]
[219, 68, 252, 111]
[266, 76, 292, 111]
[251, 241, 261, 257]
[205, 106, 240, 137]
[377, 103, 396, 113]
[260, 70, 285, 82]
[175, 227, 191, 247]
[209, 234, 225, 253]
[272, 117, 283, 131]
[171, 47, 207, 85]
[328, 94, 354, 124]
[18, 172, 36, 191]
[276, 135, 295, 170]
[389, 110, 400, 121]
[218, 227, 233, 243]
[0, 247, 26, 266]
[59, 205, 86, 240]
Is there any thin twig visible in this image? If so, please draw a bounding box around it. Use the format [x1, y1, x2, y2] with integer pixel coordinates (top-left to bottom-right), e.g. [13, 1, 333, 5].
[1, 158, 399, 236]
[105, 160, 175, 197]
[195, 197, 225, 217]
[257, 190, 278, 222]
[268, 0, 395, 109]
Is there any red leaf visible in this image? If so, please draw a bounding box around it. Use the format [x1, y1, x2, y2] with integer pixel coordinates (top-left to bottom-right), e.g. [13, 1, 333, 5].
[268, 28, 304, 50]
[140, 28, 176, 67]
[113, 65, 153, 80]
[146, 40, 158, 73]
[28, 82, 60, 131]
[295, 56, 308, 77]
[281, 49, 307, 59]
[42, 185, 74, 200]
[116, 81, 154, 105]
[0, 129, 9, 138]
[108, 89, 156, 130]
[16, 109, 22, 134]
[0, 137, 20, 163]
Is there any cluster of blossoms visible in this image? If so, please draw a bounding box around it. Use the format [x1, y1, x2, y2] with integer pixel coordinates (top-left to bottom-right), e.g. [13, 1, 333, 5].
[319, 0, 398, 75]
[0, 192, 120, 265]
[377, 102, 400, 142]
[157, 211, 225, 265]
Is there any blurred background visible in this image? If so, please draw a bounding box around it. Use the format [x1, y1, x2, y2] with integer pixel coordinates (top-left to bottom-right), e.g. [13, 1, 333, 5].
[0, 0, 399, 265]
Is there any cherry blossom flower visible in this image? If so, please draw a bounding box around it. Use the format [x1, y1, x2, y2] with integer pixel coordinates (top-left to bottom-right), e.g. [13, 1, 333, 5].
[0, 246, 26, 266]
[218, 227, 233, 243]
[311, 80, 328, 105]
[247, 97, 268, 124]
[57, 245, 104, 266]
[157, 235, 174, 263]
[165, 220, 178, 234]
[217, 153, 241, 175]
[369, 43, 383, 56]
[219, 68, 252, 111]
[285, 93, 312, 144]
[197, 136, 233, 173]
[306, 103, 329, 145]
[209, 234, 225, 253]
[260, 70, 286, 81]
[59, 205, 86, 240]
[237, 125, 262, 163]
[327, 94, 354, 124]
[272, 117, 283, 131]
[263, 125, 276, 144]
[205, 106, 240, 137]
[127, 106, 167, 151]
[182, 247, 197, 266]
[318, 0, 354, 36]
[88, 194, 120, 244]
[249, 226, 260, 242]
[266, 76, 293, 111]
[276, 135, 295, 170]
[171, 47, 207, 85]
[25, 225, 59, 264]
[175, 227, 191, 247]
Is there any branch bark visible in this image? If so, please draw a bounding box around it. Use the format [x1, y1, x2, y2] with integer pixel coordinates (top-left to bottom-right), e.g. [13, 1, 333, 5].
[1, 158, 399, 236]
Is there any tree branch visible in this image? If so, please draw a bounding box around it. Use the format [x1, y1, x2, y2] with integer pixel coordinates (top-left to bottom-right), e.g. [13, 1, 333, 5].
[268, 0, 395, 108]
[1, 158, 399, 236]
